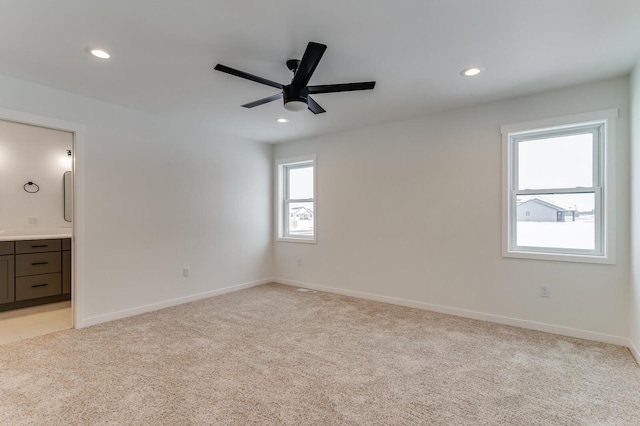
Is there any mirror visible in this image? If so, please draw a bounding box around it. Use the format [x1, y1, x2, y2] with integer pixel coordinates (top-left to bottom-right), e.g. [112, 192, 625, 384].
[64, 171, 72, 222]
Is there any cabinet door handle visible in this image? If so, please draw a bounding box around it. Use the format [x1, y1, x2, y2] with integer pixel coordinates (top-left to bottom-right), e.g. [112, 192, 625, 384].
[31, 261, 49, 266]
[31, 284, 48, 288]
[31, 245, 48, 248]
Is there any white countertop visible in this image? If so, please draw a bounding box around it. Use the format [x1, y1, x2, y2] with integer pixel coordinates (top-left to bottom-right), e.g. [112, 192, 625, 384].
[0, 228, 72, 241]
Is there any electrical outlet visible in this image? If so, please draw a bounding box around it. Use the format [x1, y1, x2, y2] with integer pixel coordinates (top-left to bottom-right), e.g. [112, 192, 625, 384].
[183, 267, 190, 278]
[27, 216, 38, 225]
[297, 258, 302, 267]
[539, 285, 551, 298]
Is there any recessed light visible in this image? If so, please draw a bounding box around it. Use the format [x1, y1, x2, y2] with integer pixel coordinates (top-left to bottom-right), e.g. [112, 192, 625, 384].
[461, 67, 481, 77]
[88, 48, 110, 59]
[276, 118, 289, 123]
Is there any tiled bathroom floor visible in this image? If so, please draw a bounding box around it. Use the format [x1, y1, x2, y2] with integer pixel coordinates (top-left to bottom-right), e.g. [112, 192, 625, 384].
[0, 301, 72, 344]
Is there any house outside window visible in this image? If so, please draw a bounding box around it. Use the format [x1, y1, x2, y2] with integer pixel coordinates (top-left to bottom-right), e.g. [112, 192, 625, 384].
[276, 155, 316, 243]
[501, 109, 617, 263]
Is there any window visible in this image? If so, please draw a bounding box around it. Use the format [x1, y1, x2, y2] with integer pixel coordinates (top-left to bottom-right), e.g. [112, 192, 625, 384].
[502, 109, 617, 263]
[276, 155, 316, 242]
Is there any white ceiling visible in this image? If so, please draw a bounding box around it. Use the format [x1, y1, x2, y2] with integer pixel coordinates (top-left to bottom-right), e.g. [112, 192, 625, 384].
[1, 0, 640, 143]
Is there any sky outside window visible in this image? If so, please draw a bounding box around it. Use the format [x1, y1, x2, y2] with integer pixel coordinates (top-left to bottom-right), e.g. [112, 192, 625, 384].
[518, 133, 593, 190]
[288, 166, 313, 199]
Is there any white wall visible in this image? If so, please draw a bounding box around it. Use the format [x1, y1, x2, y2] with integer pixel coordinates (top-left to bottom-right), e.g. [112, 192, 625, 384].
[0, 120, 72, 229]
[0, 74, 273, 326]
[274, 76, 630, 343]
[630, 62, 640, 358]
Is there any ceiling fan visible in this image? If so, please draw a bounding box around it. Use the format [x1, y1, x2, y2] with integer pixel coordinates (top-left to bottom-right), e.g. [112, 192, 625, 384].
[214, 42, 376, 114]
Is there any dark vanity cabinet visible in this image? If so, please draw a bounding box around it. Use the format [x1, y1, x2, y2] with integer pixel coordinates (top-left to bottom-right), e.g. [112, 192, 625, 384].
[0, 238, 71, 311]
[62, 238, 71, 295]
[0, 241, 15, 305]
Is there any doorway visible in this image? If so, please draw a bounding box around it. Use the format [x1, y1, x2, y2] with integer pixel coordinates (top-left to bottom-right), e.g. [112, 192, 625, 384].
[0, 110, 81, 343]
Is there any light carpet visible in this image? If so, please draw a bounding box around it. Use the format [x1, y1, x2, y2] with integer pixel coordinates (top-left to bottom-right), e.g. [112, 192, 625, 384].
[0, 283, 639, 425]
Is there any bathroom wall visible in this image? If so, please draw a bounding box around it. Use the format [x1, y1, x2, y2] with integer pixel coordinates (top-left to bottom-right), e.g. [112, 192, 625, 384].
[0, 119, 73, 229]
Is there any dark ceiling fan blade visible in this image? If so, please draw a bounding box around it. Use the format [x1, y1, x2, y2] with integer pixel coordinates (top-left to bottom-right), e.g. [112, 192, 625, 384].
[242, 93, 283, 108]
[307, 96, 326, 114]
[214, 64, 283, 89]
[308, 81, 376, 94]
[291, 42, 327, 88]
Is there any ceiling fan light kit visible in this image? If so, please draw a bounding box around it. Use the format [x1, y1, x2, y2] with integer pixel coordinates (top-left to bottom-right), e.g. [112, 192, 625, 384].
[283, 85, 308, 111]
[214, 42, 376, 114]
[284, 101, 307, 112]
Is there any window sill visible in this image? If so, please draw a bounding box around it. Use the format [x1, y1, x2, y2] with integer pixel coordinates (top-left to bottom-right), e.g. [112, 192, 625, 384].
[276, 236, 317, 244]
[503, 249, 615, 265]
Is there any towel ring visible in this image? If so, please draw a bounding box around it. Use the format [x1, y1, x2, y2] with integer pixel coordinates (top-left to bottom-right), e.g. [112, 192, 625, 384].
[24, 181, 40, 193]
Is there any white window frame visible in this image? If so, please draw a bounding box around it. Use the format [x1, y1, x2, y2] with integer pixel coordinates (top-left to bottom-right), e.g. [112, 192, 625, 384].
[275, 155, 317, 243]
[501, 109, 617, 264]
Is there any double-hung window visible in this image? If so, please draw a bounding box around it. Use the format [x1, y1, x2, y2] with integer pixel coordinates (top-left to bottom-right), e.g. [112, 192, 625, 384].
[502, 109, 616, 263]
[276, 155, 316, 242]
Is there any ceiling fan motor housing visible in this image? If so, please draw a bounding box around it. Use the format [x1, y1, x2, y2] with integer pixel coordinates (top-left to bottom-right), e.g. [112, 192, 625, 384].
[283, 85, 308, 111]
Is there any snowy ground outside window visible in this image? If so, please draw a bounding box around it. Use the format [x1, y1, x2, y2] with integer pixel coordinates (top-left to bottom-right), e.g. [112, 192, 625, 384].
[516, 215, 595, 250]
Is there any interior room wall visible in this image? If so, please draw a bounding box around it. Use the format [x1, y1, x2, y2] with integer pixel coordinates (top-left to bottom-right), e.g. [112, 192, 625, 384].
[0, 119, 73, 229]
[274, 76, 630, 344]
[630, 62, 640, 358]
[0, 74, 273, 326]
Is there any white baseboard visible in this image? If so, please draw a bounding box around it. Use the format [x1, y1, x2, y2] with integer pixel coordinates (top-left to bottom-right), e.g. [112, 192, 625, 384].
[78, 278, 273, 328]
[275, 278, 629, 347]
[628, 339, 640, 365]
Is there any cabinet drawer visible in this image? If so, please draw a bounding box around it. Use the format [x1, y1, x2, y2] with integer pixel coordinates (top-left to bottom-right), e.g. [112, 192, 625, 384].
[16, 273, 62, 301]
[15, 239, 61, 254]
[0, 241, 14, 256]
[16, 252, 61, 276]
